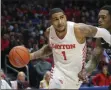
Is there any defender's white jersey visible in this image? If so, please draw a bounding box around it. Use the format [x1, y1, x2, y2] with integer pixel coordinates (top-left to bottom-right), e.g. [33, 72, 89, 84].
[49, 21, 87, 82]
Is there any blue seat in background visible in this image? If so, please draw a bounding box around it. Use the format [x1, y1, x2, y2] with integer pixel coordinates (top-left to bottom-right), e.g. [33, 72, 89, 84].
[80, 86, 109, 90]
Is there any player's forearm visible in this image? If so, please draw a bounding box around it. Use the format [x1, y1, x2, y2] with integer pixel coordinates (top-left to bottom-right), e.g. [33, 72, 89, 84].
[85, 55, 99, 74]
[30, 44, 52, 60]
[85, 47, 102, 74]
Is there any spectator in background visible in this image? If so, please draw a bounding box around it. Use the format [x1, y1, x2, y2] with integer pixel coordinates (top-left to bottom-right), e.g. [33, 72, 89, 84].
[39, 71, 51, 89]
[81, 16, 87, 23]
[45, 55, 54, 67]
[92, 65, 111, 86]
[85, 46, 93, 63]
[0, 69, 11, 86]
[34, 58, 51, 88]
[1, 34, 10, 52]
[35, 58, 52, 77]
[0, 70, 12, 89]
[10, 71, 30, 89]
[1, 25, 9, 34]
[1, 33, 10, 69]
[97, 55, 108, 71]
[28, 20, 35, 32]
[0, 69, 6, 79]
[9, 32, 17, 48]
[39, 35, 46, 48]
[28, 60, 39, 88]
[13, 23, 20, 33]
[31, 44, 39, 52]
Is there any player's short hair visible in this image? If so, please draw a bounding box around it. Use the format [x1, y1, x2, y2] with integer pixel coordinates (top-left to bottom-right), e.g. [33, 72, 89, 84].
[49, 8, 64, 18]
[101, 5, 111, 16]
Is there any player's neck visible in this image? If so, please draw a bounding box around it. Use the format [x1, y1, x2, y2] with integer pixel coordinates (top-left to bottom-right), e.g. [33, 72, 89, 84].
[55, 28, 67, 39]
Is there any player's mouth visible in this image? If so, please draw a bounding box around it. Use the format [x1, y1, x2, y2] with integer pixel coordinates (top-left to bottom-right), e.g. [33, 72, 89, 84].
[99, 23, 103, 27]
[58, 25, 64, 28]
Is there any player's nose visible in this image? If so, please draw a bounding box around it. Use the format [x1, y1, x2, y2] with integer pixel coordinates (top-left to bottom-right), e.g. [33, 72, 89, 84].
[58, 19, 62, 24]
[98, 18, 102, 24]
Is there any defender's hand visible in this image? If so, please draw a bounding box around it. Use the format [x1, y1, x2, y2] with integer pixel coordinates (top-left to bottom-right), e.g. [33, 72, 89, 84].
[78, 70, 89, 83]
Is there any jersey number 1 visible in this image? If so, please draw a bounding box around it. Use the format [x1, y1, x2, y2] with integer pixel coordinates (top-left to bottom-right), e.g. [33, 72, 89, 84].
[62, 51, 67, 60]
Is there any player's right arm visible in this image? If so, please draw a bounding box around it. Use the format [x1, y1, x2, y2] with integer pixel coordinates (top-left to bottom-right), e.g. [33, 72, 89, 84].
[75, 23, 111, 45]
[30, 28, 52, 60]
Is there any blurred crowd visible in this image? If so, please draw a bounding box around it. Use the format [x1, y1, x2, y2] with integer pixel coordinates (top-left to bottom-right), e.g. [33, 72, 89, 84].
[1, 0, 111, 89]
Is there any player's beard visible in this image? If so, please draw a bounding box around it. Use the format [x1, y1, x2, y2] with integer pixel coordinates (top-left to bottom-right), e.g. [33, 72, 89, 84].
[56, 25, 67, 33]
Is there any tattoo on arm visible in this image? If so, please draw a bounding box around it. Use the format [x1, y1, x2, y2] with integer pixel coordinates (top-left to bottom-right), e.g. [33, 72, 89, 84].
[30, 27, 51, 60]
[30, 44, 52, 60]
[78, 23, 97, 37]
[85, 55, 100, 74]
[42, 44, 52, 57]
[85, 47, 103, 74]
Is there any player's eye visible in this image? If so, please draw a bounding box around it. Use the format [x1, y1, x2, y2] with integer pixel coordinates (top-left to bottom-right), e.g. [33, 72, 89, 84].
[56, 19, 59, 20]
[54, 18, 59, 21]
[60, 16, 64, 19]
[101, 16, 106, 20]
[98, 15, 106, 20]
[102, 17, 105, 20]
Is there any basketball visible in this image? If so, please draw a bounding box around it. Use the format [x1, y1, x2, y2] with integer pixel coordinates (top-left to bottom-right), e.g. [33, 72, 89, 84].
[9, 46, 30, 68]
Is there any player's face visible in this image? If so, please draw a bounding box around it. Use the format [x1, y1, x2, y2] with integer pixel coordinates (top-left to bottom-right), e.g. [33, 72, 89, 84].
[98, 10, 111, 29]
[51, 12, 67, 32]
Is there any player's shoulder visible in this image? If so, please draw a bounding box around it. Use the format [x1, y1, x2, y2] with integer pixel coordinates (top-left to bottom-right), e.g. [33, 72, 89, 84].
[45, 26, 51, 38]
[73, 23, 81, 33]
[45, 25, 53, 33]
[46, 27, 50, 32]
[67, 21, 75, 27]
[73, 23, 88, 39]
[74, 23, 86, 28]
[67, 21, 75, 24]
[74, 23, 88, 32]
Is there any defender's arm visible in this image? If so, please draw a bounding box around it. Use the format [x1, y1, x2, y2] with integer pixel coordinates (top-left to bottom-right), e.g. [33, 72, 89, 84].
[85, 38, 103, 73]
[85, 47, 103, 73]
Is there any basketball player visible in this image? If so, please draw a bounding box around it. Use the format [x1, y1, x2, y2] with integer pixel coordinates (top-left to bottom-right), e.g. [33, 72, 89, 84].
[85, 5, 111, 75]
[30, 8, 111, 89]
